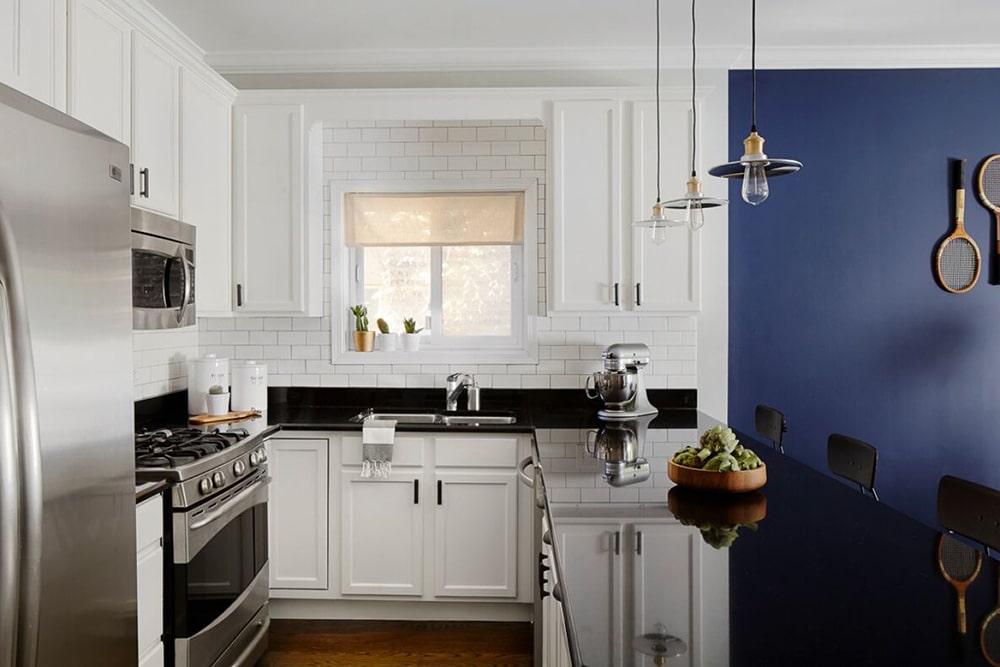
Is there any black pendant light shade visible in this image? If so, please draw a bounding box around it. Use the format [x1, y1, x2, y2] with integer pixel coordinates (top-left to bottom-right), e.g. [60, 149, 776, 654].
[708, 0, 801, 206]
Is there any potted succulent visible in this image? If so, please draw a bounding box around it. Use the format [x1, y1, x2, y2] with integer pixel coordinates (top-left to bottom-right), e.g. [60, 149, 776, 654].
[350, 305, 375, 352]
[206, 384, 230, 416]
[376, 317, 398, 352]
[401, 317, 423, 352]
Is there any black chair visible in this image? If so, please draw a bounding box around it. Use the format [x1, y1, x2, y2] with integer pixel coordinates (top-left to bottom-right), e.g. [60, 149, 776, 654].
[754, 404, 787, 453]
[938, 475, 1000, 553]
[827, 433, 879, 501]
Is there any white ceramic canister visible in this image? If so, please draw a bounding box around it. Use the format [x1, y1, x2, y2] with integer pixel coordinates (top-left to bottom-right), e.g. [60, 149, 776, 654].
[187, 354, 230, 414]
[231, 360, 267, 412]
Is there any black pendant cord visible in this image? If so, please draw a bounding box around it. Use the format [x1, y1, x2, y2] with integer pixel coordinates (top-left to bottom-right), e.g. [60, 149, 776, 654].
[690, 0, 697, 177]
[750, 0, 757, 133]
[655, 0, 661, 203]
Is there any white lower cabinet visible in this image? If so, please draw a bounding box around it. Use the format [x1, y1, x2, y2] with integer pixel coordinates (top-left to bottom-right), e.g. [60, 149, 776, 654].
[340, 470, 425, 596]
[267, 437, 329, 590]
[136, 492, 163, 667]
[267, 431, 532, 608]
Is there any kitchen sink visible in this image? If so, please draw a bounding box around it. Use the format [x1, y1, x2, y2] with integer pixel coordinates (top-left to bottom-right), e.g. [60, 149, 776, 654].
[351, 408, 516, 426]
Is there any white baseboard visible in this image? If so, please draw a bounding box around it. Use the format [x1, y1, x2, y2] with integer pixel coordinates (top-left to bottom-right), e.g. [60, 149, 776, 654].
[270, 598, 534, 622]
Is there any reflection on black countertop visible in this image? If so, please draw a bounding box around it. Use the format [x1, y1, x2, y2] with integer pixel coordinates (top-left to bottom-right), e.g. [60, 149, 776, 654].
[535, 415, 995, 667]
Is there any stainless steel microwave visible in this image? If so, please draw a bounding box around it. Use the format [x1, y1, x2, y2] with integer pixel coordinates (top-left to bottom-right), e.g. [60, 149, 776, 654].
[131, 208, 196, 329]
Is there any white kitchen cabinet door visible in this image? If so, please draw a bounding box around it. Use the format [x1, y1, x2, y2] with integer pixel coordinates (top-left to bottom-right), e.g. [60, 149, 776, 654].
[268, 438, 329, 590]
[180, 69, 233, 316]
[232, 103, 322, 316]
[555, 522, 625, 667]
[67, 0, 131, 142]
[0, 0, 62, 107]
[131, 32, 179, 217]
[631, 100, 702, 312]
[136, 494, 163, 666]
[340, 470, 424, 596]
[550, 99, 624, 313]
[433, 471, 517, 598]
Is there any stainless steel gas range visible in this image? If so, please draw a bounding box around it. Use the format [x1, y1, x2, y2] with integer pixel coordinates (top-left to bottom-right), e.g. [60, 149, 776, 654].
[136, 427, 270, 667]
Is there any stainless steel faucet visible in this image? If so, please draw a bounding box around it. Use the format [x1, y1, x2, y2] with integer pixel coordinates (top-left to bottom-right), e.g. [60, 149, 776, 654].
[445, 372, 478, 411]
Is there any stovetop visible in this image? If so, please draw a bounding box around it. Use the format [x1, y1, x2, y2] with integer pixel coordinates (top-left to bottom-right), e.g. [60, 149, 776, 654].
[135, 426, 268, 509]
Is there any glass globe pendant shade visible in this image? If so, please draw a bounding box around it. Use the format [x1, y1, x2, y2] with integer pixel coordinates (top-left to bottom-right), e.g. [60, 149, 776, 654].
[662, 175, 726, 230]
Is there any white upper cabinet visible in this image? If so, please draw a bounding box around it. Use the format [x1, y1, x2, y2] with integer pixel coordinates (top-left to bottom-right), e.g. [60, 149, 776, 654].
[631, 100, 701, 312]
[550, 100, 624, 313]
[549, 98, 700, 314]
[131, 32, 178, 217]
[0, 0, 64, 108]
[232, 102, 322, 316]
[67, 0, 131, 142]
[181, 68, 233, 316]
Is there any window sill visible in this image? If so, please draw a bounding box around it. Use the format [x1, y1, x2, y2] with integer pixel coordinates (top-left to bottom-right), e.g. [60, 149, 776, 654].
[333, 348, 539, 365]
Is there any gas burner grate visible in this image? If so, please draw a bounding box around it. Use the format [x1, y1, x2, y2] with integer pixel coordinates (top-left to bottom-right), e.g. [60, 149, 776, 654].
[134, 427, 250, 469]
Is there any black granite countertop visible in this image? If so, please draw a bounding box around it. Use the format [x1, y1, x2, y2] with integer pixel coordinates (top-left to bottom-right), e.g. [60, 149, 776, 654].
[534, 412, 994, 667]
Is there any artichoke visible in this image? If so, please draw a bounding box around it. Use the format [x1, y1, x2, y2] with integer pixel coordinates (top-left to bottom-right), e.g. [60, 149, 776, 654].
[703, 452, 740, 471]
[699, 425, 740, 454]
[672, 449, 703, 468]
[735, 446, 762, 470]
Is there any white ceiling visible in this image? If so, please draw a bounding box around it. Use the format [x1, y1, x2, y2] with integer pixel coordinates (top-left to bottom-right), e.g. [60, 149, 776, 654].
[147, 0, 1000, 77]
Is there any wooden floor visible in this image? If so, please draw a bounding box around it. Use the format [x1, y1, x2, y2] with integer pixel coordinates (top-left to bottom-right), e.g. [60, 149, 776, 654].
[260, 619, 534, 667]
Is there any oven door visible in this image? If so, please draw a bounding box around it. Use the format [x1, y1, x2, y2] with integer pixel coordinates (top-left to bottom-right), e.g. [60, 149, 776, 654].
[132, 229, 195, 329]
[171, 473, 269, 667]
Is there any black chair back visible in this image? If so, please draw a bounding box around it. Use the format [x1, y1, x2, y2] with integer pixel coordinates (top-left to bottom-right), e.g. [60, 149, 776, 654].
[938, 475, 1000, 552]
[754, 404, 787, 453]
[827, 433, 879, 501]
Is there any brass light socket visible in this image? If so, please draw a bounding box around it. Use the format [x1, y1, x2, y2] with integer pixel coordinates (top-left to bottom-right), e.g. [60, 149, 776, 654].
[686, 176, 703, 196]
[741, 131, 767, 162]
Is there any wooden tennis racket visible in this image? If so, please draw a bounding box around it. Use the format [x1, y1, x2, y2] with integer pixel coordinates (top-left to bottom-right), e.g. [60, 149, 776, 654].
[938, 532, 982, 634]
[976, 154, 1000, 261]
[935, 158, 981, 293]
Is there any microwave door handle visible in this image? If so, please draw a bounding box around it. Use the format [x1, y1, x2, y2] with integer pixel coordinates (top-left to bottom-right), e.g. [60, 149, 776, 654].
[0, 282, 21, 667]
[175, 248, 192, 325]
[0, 200, 42, 667]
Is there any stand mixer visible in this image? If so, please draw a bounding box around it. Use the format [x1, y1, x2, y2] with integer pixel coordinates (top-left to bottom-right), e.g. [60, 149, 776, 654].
[585, 343, 658, 420]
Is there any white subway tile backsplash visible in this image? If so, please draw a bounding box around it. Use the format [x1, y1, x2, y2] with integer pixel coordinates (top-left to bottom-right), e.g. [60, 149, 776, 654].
[190, 119, 696, 394]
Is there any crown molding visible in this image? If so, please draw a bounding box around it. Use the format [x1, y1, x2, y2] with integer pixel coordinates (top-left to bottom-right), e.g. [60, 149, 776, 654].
[732, 44, 1000, 69]
[207, 46, 742, 74]
[208, 43, 1000, 77]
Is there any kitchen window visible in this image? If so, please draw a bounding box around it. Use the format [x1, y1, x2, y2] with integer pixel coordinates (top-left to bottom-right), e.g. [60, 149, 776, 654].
[332, 180, 538, 362]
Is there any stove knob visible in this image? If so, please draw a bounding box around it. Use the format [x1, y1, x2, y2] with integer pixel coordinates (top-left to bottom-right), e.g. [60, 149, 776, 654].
[249, 451, 260, 466]
[212, 471, 226, 488]
[198, 478, 212, 495]
[259, 447, 267, 462]
[233, 460, 246, 477]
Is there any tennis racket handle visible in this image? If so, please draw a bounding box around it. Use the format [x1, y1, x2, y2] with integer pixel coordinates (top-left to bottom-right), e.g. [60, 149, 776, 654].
[959, 592, 967, 634]
[956, 189, 965, 223]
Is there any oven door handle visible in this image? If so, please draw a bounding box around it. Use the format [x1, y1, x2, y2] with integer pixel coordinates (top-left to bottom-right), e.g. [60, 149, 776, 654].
[190, 476, 270, 531]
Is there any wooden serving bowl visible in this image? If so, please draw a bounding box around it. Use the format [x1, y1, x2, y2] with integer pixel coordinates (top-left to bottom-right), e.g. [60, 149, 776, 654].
[667, 459, 767, 493]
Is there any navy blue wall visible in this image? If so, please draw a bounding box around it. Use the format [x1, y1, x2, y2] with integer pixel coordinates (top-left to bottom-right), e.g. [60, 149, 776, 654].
[727, 69, 1000, 528]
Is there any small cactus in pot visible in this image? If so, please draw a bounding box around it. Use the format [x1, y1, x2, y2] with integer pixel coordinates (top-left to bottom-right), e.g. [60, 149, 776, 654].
[350, 305, 375, 351]
[401, 317, 423, 351]
[376, 317, 398, 352]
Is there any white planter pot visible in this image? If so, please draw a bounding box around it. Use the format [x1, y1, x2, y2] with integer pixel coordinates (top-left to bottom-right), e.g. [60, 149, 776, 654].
[401, 333, 421, 352]
[206, 392, 230, 416]
[378, 332, 399, 352]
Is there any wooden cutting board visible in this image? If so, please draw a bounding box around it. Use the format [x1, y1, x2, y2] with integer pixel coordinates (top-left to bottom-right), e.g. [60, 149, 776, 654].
[189, 410, 261, 426]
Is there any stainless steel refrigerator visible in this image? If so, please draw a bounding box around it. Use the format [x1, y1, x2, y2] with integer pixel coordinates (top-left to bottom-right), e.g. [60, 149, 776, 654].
[0, 83, 136, 665]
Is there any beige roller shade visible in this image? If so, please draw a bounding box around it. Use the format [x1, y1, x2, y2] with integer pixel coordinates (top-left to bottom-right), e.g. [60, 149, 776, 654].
[344, 191, 525, 247]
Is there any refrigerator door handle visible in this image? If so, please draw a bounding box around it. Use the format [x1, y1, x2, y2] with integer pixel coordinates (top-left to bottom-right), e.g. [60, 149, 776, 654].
[0, 200, 42, 667]
[0, 283, 22, 667]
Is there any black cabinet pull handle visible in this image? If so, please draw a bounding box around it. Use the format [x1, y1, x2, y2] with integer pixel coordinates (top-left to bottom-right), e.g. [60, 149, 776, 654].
[613, 282, 620, 306]
[538, 553, 550, 599]
[129, 163, 135, 195]
[614, 530, 621, 555]
[437, 480, 442, 505]
[236, 283, 244, 307]
[139, 168, 149, 198]
[636, 282, 642, 306]
[413, 479, 419, 504]
[636, 530, 643, 555]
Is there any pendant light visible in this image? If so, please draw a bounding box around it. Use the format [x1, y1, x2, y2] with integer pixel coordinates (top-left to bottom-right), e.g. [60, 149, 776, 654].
[660, 0, 726, 230]
[708, 0, 801, 205]
[633, 0, 686, 245]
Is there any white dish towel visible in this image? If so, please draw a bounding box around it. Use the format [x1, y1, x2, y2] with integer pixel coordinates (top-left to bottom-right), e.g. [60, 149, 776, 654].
[361, 419, 396, 478]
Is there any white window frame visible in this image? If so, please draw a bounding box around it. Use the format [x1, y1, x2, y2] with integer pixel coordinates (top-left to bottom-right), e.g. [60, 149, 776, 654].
[331, 179, 538, 363]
